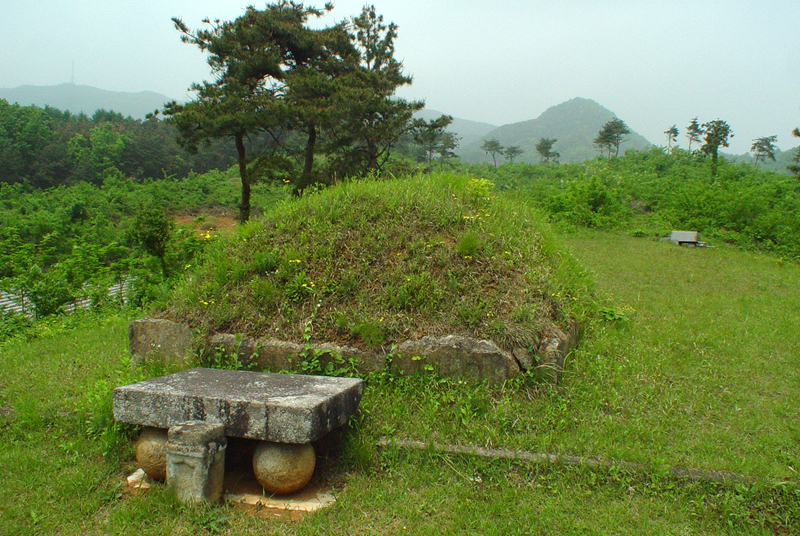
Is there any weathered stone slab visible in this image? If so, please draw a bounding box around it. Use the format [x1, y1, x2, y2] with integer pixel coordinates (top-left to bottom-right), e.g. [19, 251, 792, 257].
[393, 335, 520, 385]
[113, 368, 363, 444]
[536, 321, 580, 383]
[208, 334, 384, 374]
[129, 319, 194, 366]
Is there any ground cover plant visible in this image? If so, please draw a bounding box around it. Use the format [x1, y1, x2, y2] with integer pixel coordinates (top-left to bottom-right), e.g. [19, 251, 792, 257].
[164, 173, 592, 353]
[1, 228, 798, 534]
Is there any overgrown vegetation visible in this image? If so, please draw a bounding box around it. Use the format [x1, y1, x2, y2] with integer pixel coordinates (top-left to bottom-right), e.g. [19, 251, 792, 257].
[471, 146, 800, 258]
[0, 168, 287, 326]
[165, 173, 592, 351]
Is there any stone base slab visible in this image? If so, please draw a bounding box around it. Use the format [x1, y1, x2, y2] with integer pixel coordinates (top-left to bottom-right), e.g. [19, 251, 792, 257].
[122, 467, 336, 520]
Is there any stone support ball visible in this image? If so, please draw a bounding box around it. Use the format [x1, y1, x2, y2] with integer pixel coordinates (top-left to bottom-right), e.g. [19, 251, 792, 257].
[252, 442, 315, 495]
[135, 427, 168, 480]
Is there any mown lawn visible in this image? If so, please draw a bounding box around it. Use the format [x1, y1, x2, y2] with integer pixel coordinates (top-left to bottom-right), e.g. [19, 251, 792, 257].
[0, 231, 797, 534]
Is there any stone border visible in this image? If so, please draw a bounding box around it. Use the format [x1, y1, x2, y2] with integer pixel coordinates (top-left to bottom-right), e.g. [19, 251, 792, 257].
[128, 318, 580, 384]
[376, 437, 757, 485]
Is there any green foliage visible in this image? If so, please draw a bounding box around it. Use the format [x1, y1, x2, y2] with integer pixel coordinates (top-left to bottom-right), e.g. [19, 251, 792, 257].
[0, 98, 234, 189]
[481, 138, 504, 166]
[67, 123, 128, 184]
[750, 135, 778, 165]
[535, 137, 559, 163]
[700, 119, 734, 173]
[129, 203, 173, 273]
[0, 169, 287, 329]
[594, 117, 631, 157]
[470, 147, 800, 258]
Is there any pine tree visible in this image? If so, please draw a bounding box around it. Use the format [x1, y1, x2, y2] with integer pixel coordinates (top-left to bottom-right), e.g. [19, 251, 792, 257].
[686, 118, 703, 153]
[164, 2, 330, 221]
[664, 125, 679, 150]
[750, 135, 778, 165]
[503, 146, 523, 163]
[594, 118, 630, 157]
[535, 138, 559, 163]
[481, 138, 504, 167]
[700, 119, 733, 176]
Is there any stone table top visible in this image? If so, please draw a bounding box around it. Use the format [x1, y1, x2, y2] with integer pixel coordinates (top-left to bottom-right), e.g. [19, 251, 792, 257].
[113, 368, 364, 443]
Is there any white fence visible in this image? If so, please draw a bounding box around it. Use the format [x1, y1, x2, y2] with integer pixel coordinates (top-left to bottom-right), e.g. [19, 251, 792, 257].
[0, 280, 130, 318]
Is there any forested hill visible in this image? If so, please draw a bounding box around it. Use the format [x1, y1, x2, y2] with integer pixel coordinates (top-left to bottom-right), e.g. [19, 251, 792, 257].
[0, 84, 172, 119]
[458, 97, 651, 164]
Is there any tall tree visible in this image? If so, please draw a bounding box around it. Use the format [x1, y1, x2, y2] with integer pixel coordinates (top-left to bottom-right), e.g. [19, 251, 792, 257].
[788, 127, 800, 178]
[164, 2, 334, 221]
[594, 118, 630, 157]
[326, 6, 423, 177]
[686, 117, 703, 153]
[503, 146, 523, 163]
[750, 135, 778, 165]
[664, 125, 679, 150]
[700, 119, 733, 172]
[535, 137, 559, 163]
[481, 138, 504, 167]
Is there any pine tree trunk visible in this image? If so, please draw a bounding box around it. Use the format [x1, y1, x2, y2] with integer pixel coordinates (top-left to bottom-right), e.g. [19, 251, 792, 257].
[235, 133, 250, 223]
[293, 124, 317, 196]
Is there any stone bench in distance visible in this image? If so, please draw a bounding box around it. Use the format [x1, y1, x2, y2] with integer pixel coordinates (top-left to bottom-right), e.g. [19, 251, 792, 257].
[113, 368, 364, 499]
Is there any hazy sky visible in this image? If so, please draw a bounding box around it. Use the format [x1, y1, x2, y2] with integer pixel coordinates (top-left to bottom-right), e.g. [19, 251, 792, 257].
[2, 0, 798, 153]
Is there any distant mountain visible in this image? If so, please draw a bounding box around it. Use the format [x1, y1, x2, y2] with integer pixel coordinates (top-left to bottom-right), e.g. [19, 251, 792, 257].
[459, 97, 651, 164]
[414, 108, 497, 149]
[0, 83, 172, 119]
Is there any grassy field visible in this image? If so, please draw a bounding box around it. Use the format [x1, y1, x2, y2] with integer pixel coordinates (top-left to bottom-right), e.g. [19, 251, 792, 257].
[1, 231, 798, 534]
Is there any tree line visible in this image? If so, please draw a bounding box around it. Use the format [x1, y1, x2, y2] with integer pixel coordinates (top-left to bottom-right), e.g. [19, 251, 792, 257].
[0, 99, 237, 188]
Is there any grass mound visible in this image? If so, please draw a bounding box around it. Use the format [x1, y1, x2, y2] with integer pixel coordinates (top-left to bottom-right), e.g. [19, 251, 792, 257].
[166, 173, 594, 351]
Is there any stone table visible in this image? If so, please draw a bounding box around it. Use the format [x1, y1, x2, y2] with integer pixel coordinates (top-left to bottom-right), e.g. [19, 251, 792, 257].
[113, 368, 364, 498]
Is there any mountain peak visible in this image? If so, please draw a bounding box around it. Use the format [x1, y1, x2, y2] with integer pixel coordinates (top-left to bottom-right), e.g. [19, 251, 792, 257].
[458, 97, 650, 163]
